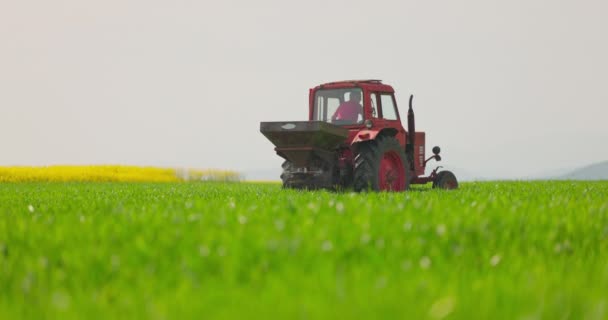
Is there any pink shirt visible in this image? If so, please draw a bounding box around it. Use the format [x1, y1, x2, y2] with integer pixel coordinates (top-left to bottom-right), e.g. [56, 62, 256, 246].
[332, 101, 362, 123]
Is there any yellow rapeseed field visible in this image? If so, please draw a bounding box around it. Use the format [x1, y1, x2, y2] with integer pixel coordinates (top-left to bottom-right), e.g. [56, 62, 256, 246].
[0, 165, 241, 183]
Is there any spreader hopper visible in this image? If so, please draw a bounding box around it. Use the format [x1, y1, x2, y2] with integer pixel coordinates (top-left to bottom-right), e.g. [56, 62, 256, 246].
[259, 121, 348, 167]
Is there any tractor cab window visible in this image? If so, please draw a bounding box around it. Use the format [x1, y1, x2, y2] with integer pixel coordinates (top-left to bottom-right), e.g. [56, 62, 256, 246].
[380, 94, 399, 120]
[313, 88, 363, 125]
[370, 93, 379, 118]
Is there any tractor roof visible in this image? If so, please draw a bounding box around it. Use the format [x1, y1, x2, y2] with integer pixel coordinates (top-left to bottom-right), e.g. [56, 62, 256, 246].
[322, 79, 383, 85]
[315, 79, 394, 92]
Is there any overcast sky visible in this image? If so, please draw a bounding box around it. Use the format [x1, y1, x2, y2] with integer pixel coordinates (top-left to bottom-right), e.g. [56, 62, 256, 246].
[1, 0, 607, 179]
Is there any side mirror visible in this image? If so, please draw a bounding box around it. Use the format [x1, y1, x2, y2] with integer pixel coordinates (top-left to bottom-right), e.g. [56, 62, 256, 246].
[423, 147, 443, 165]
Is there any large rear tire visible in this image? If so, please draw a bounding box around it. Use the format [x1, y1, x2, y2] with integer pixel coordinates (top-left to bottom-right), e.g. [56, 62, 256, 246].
[432, 171, 458, 190]
[353, 135, 409, 192]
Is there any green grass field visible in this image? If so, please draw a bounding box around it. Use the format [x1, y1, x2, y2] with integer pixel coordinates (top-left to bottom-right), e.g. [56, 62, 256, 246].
[1, 181, 607, 319]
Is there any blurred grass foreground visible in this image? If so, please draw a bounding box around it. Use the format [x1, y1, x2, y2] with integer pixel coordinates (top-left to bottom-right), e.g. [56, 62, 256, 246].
[0, 165, 241, 182]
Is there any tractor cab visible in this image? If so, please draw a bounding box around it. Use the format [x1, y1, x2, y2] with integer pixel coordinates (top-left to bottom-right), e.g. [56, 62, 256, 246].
[310, 80, 407, 151]
[309, 80, 401, 126]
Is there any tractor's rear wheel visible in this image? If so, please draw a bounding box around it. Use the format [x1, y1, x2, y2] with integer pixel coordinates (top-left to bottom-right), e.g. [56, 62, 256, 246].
[353, 135, 409, 192]
[433, 171, 458, 190]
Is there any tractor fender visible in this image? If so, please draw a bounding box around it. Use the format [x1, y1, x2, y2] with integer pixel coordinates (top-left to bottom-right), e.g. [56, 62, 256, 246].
[351, 128, 398, 144]
[351, 130, 380, 144]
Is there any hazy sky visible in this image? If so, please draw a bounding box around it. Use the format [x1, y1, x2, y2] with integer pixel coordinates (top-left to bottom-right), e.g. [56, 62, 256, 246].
[1, 0, 607, 179]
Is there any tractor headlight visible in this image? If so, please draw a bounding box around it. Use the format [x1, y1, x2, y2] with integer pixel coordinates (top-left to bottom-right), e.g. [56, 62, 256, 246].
[364, 119, 373, 129]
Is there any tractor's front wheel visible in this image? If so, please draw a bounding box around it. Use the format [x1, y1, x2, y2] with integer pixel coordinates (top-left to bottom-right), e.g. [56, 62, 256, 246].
[432, 171, 458, 190]
[353, 135, 409, 192]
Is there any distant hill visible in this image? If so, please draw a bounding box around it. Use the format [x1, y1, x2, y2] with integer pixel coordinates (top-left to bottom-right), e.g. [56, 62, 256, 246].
[559, 161, 608, 180]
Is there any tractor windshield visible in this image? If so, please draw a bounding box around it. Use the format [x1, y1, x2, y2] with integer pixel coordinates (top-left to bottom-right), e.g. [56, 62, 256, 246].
[313, 88, 363, 125]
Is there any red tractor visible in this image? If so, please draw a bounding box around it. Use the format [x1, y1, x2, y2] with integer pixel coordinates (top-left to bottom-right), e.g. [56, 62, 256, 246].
[260, 80, 458, 191]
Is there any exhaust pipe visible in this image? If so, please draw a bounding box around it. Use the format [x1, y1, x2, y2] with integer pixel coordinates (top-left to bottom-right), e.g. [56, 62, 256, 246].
[407, 94, 415, 151]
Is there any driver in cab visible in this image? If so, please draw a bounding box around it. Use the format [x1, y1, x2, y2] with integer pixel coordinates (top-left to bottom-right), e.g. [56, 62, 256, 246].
[331, 91, 362, 124]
